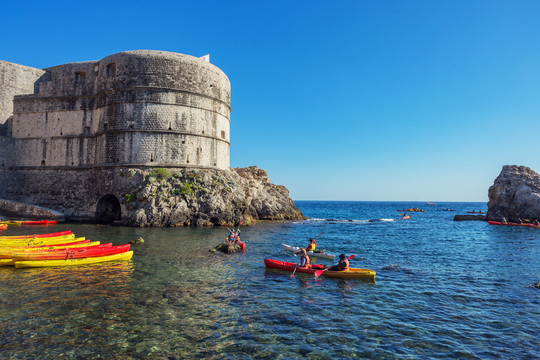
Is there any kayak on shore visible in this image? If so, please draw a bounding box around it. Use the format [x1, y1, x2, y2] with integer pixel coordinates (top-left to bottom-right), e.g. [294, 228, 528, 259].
[0, 235, 81, 247]
[264, 258, 376, 279]
[14, 251, 134, 268]
[281, 243, 335, 260]
[10, 244, 128, 262]
[0, 230, 73, 240]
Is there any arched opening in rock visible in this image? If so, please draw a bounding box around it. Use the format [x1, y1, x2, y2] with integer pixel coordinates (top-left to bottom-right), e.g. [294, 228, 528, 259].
[96, 195, 121, 224]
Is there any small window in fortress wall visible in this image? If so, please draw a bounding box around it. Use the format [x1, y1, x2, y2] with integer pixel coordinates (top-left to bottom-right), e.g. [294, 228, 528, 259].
[75, 71, 86, 83]
[221, 131, 226, 139]
[106, 63, 116, 77]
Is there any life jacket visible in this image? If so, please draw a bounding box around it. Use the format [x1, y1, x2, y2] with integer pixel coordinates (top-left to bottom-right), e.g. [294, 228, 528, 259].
[300, 254, 310, 268]
[306, 241, 316, 252]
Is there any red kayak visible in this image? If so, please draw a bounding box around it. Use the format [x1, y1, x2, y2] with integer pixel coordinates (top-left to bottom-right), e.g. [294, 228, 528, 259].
[264, 259, 376, 279]
[488, 221, 531, 227]
[20, 220, 58, 226]
[11, 244, 129, 261]
[20, 242, 111, 252]
[0, 230, 72, 239]
[265, 258, 325, 275]
[19, 240, 93, 248]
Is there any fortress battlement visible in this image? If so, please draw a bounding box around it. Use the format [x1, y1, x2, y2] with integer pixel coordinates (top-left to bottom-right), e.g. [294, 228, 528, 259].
[1, 50, 231, 170]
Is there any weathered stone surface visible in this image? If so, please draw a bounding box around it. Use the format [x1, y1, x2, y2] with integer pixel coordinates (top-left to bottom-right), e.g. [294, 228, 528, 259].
[0, 166, 306, 226]
[487, 165, 540, 222]
[120, 166, 306, 227]
[1, 51, 231, 171]
[453, 215, 486, 221]
[0, 51, 305, 227]
[211, 242, 243, 254]
[0, 199, 64, 221]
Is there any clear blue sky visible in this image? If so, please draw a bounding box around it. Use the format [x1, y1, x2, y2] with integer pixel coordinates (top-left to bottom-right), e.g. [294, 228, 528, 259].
[2, 0, 539, 202]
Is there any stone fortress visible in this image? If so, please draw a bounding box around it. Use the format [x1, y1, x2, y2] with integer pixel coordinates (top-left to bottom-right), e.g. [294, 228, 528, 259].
[0, 50, 305, 226]
[1, 50, 230, 171]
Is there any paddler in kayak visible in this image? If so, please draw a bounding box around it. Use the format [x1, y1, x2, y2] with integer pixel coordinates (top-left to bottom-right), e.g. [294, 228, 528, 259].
[328, 254, 349, 271]
[295, 238, 317, 255]
[226, 230, 241, 244]
[306, 238, 317, 252]
[297, 248, 311, 269]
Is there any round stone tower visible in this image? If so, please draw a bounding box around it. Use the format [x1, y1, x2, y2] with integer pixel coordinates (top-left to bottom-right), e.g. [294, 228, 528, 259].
[94, 50, 231, 169]
[10, 50, 231, 170]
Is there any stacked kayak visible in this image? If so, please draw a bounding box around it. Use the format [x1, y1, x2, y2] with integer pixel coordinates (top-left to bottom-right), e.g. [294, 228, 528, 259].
[0, 230, 133, 268]
[264, 258, 376, 279]
[282, 243, 335, 260]
[1, 220, 58, 226]
[0, 230, 72, 239]
[0, 235, 81, 247]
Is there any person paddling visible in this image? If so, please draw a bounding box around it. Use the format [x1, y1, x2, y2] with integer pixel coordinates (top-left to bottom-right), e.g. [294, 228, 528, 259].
[306, 238, 317, 252]
[297, 248, 311, 269]
[328, 254, 349, 271]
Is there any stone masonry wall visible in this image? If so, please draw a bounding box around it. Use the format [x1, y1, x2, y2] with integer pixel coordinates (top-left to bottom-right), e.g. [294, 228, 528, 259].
[10, 50, 231, 170]
[0, 60, 45, 126]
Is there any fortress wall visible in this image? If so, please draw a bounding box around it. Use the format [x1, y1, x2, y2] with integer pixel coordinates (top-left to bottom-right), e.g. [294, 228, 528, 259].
[0, 136, 15, 168]
[0, 168, 122, 221]
[0, 60, 45, 125]
[36, 62, 97, 97]
[11, 110, 87, 138]
[95, 51, 230, 104]
[93, 132, 229, 169]
[12, 131, 229, 169]
[9, 50, 231, 171]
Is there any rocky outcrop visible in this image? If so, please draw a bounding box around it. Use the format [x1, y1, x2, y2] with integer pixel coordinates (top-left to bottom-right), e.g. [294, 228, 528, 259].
[453, 214, 486, 221]
[210, 242, 243, 254]
[487, 165, 540, 222]
[0, 199, 65, 221]
[120, 166, 306, 227]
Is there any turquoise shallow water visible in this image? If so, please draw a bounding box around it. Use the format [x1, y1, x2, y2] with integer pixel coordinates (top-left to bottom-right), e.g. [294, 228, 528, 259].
[1, 201, 539, 359]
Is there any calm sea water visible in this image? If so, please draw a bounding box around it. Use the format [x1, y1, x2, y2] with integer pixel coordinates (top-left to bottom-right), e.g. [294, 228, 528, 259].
[1, 201, 539, 359]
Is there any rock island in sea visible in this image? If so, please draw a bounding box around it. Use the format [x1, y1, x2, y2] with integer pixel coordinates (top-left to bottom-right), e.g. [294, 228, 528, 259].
[0, 51, 306, 225]
[487, 165, 540, 222]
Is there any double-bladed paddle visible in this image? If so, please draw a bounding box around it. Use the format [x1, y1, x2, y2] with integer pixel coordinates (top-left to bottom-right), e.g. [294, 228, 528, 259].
[314, 254, 355, 278]
[290, 266, 298, 279]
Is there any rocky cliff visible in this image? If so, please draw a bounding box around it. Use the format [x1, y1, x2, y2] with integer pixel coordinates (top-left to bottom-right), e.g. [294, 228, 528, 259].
[120, 166, 306, 226]
[487, 165, 540, 222]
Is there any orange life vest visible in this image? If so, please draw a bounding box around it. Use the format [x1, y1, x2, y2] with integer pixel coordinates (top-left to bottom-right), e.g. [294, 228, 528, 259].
[300, 255, 310, 268]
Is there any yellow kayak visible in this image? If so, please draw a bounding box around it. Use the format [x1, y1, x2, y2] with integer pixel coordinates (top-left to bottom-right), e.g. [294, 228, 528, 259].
[0, 258, 13, 266]
[0, 235, 78, 247]
[0, 221, 22, 226]
[0, 241, 100, 259]
[322, 267, 376, 279]
[15, 251, 134, 268]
